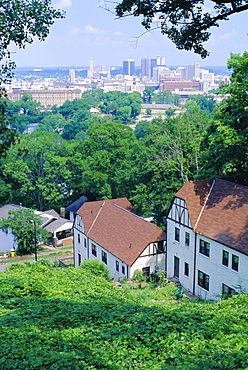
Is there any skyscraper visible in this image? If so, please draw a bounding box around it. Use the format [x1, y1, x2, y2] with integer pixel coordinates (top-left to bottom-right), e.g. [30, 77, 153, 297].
[156, 56, 166, 66]
[69, 69, 75, 84]
[150, 58, 157, 78]
[123, 59, 135, 76]
[141, 57, 150, 77]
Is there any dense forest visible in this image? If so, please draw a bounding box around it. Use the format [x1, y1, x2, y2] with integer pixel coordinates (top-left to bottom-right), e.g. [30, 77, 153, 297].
[0, 260, 247, 369]
[1, 52, 248, 225]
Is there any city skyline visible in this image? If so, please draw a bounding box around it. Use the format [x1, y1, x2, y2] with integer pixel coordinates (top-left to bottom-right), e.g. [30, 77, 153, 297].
[10, 0, 248, 68]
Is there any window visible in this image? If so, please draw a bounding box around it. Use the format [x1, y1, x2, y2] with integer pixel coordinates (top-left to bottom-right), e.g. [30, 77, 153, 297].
[157, 241, 164, 253]
[142, 266, 150, 277]
[199, 239, 210, 257]
[84, 239, 87, 248]
[222, 250, 229, 267]
[102, 251, 107, 264]
[232, 254, 239, 271]
[116, 260, 119, 272]
[222, 284, 236, 299]
[198, 270, 209, 291]
[92, 244, 97, 257]
[175, 227, 180, 242]
[184, 263, 189, 276]
[78, 253, 81, 266]
[122, 265, 125, 275]
[185, 232, 190, 246]
[77, 234, 80, 243]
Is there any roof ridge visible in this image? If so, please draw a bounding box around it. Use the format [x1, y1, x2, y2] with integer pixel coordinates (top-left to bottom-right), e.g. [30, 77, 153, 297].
[112, 203, 148, 221]
[88, 200, 106, 235]
[194, 179, 216, 230]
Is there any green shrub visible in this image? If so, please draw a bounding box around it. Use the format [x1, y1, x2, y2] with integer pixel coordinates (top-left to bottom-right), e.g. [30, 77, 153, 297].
[79, 259, 111, 281]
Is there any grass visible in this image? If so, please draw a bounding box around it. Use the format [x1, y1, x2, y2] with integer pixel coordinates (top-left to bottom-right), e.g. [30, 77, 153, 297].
[0, 249, 73, 264]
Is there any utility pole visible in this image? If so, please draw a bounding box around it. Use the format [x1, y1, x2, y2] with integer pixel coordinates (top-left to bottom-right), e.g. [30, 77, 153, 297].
[30, 220, 38, 262]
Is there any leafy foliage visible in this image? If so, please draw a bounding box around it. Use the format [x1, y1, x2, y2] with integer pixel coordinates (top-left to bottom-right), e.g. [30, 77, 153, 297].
[200, 52, 248, 183]
[0, 0, 64, 84]
[0, 208, 48, 254]
[0, 262, 247, 369]
[110, 0, 248, 58]
[79, 259, 111, 281]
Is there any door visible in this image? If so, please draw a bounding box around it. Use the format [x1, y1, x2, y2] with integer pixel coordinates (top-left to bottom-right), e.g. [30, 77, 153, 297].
[174, 256, 180, 278]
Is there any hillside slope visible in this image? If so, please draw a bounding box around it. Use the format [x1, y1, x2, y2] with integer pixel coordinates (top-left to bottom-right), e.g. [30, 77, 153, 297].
[0, 261, 247, 369]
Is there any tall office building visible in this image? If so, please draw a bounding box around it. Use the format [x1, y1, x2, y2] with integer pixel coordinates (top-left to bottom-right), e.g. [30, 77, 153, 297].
[141, 57, 150, 77]
[69, 69, 75, 84]
[156, 56, 166, 66]
[150, 58, 157, 78]
[185, 62, 200, 80]
[123, 59, 135, 76]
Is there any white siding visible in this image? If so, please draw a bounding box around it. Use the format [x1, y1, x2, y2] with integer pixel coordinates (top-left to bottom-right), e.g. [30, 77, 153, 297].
[195, 235, 248, 300]
[167, 217, 195, 293]
[131, 242, 166, 277]
[0, 228, 18, 252]
[74, 233, 128, 281]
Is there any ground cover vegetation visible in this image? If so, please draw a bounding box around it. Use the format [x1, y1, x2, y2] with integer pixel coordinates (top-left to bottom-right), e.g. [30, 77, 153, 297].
[0, 53, 247, 224]
[0, 260, 247, 369]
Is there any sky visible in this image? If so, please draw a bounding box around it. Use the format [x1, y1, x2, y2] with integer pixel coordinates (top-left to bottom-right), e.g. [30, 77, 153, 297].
[11, 0, 248, 68]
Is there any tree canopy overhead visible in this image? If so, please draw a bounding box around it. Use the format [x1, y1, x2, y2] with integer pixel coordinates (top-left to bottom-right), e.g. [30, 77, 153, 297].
[0, 0, 64, 84]
[108, 0, 248, 58]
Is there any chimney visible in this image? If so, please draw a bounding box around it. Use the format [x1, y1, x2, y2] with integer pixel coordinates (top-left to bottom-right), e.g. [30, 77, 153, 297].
[60, 207, 65, 218]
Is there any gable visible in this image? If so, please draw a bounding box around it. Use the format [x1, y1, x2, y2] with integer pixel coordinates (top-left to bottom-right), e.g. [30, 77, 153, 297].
[167, 197, 192, 228]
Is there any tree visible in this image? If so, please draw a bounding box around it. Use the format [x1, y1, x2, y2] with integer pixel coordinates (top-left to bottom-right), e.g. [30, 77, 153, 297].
[187, 95, 216, 114]
[78, 121, 139, 200]
[0, 0, 64, 155]
[3, 131, 77, 210]
[0, 0, 64, 84]
[199, 52, 248, 182]
[143, 87, 155, 103]
[0, 208, 48, 254]
[0, 98, 17, 156]
[109, 0, 248, 58]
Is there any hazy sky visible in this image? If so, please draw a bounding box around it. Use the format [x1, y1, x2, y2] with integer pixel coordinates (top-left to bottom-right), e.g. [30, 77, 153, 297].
[12, 0, 248, 68]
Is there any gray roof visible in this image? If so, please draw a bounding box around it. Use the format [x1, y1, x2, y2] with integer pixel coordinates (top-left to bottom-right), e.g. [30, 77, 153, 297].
[44, 218, 72, 233]
[66, 196, 87, 213]
[0, 204, 22, 219]
[43, 209, 60, 218]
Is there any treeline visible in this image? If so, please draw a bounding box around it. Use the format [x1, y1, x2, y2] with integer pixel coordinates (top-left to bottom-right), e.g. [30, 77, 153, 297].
[1, 52, 248, 224]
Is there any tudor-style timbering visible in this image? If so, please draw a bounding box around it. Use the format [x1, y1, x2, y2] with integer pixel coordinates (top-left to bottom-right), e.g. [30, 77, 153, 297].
[167, 195, 248, 301]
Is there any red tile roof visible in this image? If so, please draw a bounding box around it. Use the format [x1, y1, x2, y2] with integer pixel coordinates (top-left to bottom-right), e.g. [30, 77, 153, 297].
[77, 198, 166, 266]
[175, 179, 248, 255]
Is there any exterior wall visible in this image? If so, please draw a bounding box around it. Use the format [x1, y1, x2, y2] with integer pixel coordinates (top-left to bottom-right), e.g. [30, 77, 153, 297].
[166, 198, 195, 293]
[167, 197, 248, 301]
[194, 235, 248, 300]
[131, 242, 166, 277]
[74, 234, 129, 281]
[0, 228, 18, 252]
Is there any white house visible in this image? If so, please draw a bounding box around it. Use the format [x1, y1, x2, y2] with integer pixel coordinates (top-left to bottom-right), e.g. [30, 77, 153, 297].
[73, 198, 166, 280]
[166, 179, 248, 300]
